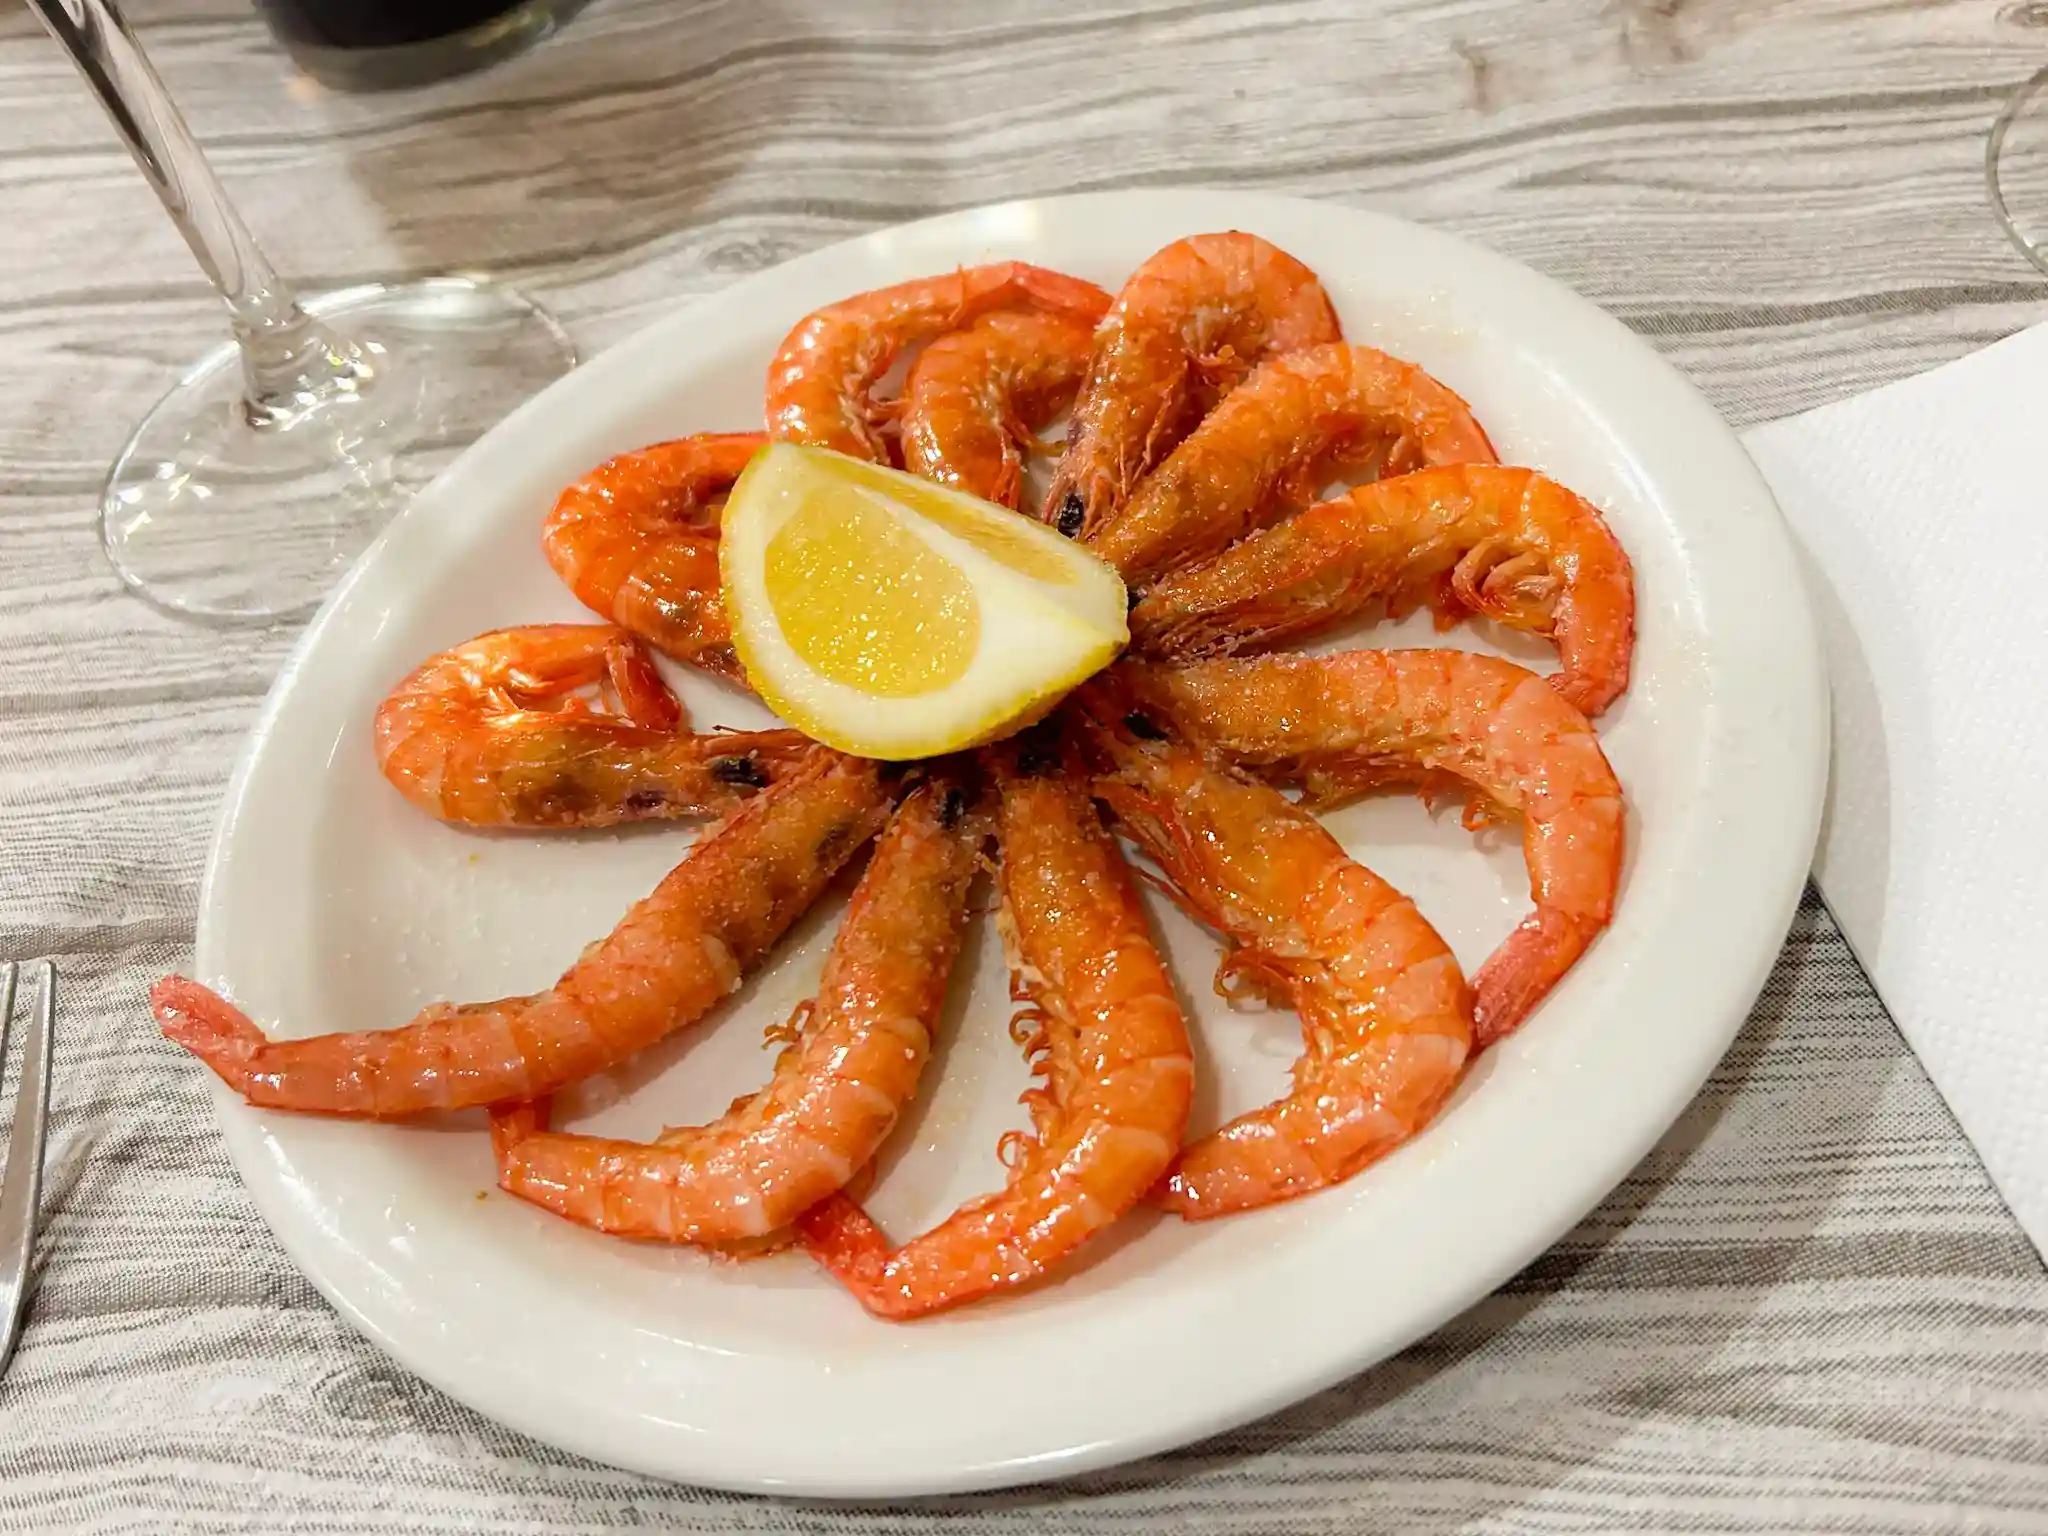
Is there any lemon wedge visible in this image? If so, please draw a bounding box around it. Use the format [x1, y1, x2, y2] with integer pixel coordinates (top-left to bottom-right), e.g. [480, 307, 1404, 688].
[721, 443, 1127, 759]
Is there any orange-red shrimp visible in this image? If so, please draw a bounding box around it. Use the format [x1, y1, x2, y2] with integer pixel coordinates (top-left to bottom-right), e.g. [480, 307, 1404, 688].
[898, 310, 1099, 509]
[797, 731, 1193, 1317]
[1087, 343, 1498, 585]
[765, 263, 1112, 462]
[154, 752, 891, 1118]
[1131, 465, 1636, 717]
[541, 434, 763, 682]
[1076, 684, 1472, 1220]
[1045, 232, 1342, 539]
[372, 625, 806, 829]
[489, 775, 987, 1244]
[1122, 649, 1624, 1048]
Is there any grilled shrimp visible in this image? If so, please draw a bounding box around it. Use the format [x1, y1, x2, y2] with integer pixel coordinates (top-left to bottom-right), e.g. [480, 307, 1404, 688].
[154, 752, 891, 1118]
[1087, 343, 1498, 585]
[489, 775, 987, 1244]
[1078, 684, 1473, 1220]
[1124, 649, 1624, 1047]
[1131, 465, 1635, 717]
[899, 310, 1098, 508]
[797, 730, 1194, 1318]
[765, 263, 1112, 461]
[1045, 232, 1342, 539]
[373, 625, 807, 828]
[541, 434, 762, 682]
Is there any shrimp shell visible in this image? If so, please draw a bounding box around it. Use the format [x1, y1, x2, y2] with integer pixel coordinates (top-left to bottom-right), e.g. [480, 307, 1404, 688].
[796, 730, 1194, 1318]
[899, 309, 1098, 509]
[1045, 231, 1342, 539]
[1131, 465, 1636, 717]
[488, 775, 987, 1244]
[766, 262, 1112, 462]
[1078, 683, 1473, 1220]
[541, 434, 762, 682]
[373, 624, 807, 828]
[154, 751, 891, 1118]
[1124, 649, 1625, 1047]
[1087, 343, 1498, 585]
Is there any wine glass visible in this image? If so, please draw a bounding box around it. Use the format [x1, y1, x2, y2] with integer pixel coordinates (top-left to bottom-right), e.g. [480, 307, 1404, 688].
[1989, 64, 2048, 278]
[29, 0, 578, 623]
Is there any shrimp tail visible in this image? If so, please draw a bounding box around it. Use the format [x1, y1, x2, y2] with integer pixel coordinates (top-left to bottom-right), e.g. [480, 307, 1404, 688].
[1471, 906, 1598, 1048]
[793, 1192, 906, 1313]
[152, 976, 265, 1092]
[1156, 1119, 1325, 1219]
[1015, 265, 1117, 319]
[489, 1096, 552, 1158]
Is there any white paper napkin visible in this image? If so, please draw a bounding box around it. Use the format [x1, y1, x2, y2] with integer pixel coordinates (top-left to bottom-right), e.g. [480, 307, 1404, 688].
[1742, 325, 2048, 1259]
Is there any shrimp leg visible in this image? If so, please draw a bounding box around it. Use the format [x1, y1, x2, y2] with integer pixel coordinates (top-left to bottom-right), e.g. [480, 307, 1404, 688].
[155, 752, 891, 1118]
[1123, 649, 1625, 1047]
[1087, 343, 1498, 585]
[796, 730, 1194, 1317]
[489, 775, 987, 1244]
[1130, 465, 1636, 718]
[1077, 683, 1474, 1221]
[372, 624, 807, 829]
[541, 434, 763, 682]
[1045, 231, 1342, 538]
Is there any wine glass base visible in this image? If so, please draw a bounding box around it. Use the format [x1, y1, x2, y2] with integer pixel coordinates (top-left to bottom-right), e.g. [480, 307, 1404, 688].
[101, 275, 576, 624]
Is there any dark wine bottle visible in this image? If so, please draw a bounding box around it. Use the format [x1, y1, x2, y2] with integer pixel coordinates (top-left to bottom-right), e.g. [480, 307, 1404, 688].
[255, 0, 585, 91]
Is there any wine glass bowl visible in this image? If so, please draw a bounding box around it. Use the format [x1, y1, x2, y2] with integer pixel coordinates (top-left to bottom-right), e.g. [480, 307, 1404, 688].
[30, 0, 577, 624]
[1988, 64, 2048, 277]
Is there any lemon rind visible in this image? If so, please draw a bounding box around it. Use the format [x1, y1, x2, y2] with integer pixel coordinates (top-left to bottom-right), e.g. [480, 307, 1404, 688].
[721, 445, 1127, 760]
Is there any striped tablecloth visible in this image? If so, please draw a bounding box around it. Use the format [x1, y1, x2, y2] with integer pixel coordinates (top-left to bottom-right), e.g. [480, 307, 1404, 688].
[2, 1, 2045, 1529]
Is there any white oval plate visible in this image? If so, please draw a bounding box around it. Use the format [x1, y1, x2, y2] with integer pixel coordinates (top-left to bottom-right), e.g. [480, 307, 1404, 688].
[194, 191, 1826, 1497]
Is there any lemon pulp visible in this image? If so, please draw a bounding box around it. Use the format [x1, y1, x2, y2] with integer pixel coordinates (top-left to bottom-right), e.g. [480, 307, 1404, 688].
[764, 485, 979, 696]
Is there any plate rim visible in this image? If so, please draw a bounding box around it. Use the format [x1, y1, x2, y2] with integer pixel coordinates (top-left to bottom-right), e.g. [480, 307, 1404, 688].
[193, 189, 1830, 1496]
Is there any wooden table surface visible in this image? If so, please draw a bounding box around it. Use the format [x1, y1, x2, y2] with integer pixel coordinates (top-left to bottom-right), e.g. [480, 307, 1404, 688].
[2, 1, 2046, 1530]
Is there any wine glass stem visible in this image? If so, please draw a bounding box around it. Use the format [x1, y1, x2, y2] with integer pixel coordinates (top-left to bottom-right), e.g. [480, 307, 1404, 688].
[28, 0, 366, 420]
